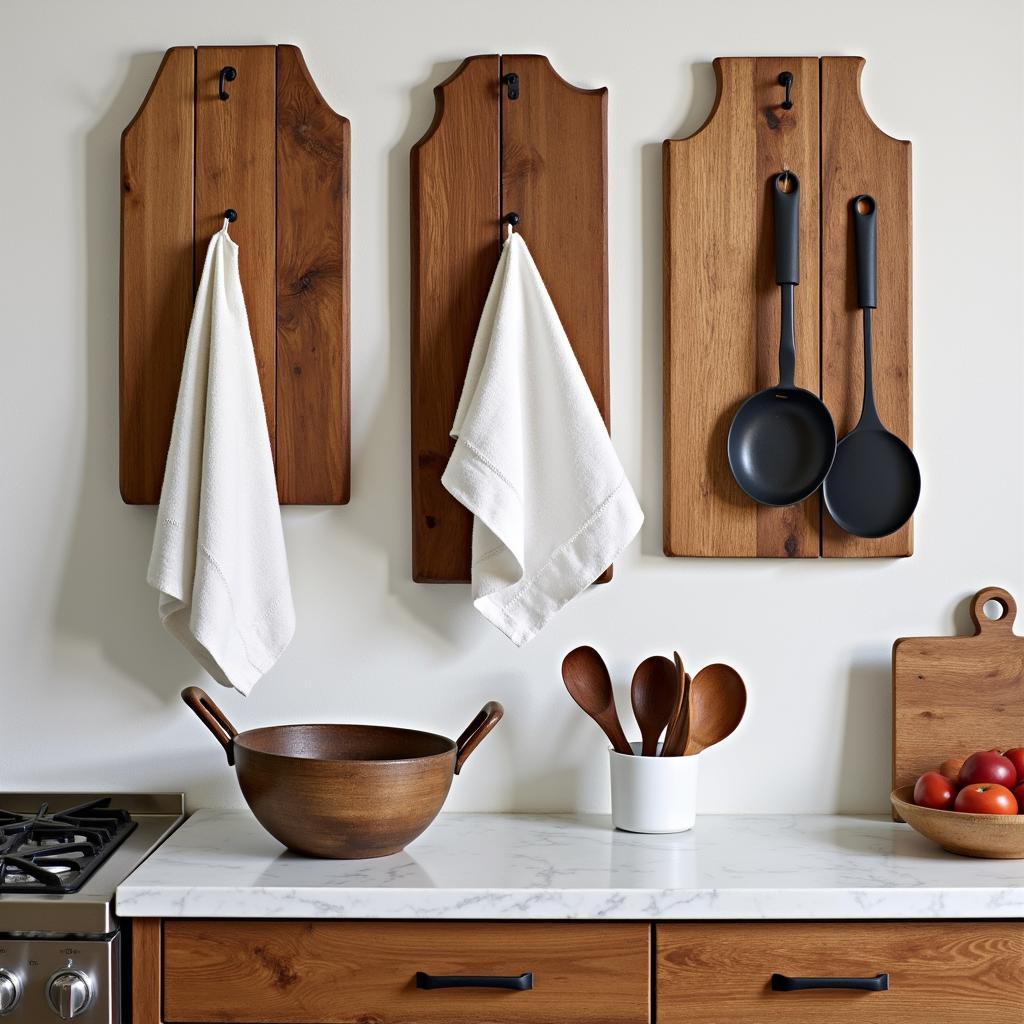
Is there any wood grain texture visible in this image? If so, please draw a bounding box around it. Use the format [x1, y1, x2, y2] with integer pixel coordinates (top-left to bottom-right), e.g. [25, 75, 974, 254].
[120, 47, 195, 504]
[658, 921, 1024, 1023]
[821, 57, 913, 557]
[131, 918, 162, 1024]
[275, 44, 350, 504]
[411, 56, 501, 583]
[411, 56, 610, 583]
[195, 46, 278, 449]
[502, 54, 612, 584]
[182, 686, 502, 858]
[664, 57, 820, 557]
[893, 587, 1024, 798]
[163, 920, 651, 1023]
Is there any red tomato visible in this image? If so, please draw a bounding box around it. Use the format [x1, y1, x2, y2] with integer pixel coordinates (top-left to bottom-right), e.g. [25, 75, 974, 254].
[1013, 782, 1024, 813]
[954, 783, 1018, 815]
[913, 771, 956, 810]
[938, 758, 964, 784]
[1002, 748, 1024, 785]
[958, 751, 1017, 788]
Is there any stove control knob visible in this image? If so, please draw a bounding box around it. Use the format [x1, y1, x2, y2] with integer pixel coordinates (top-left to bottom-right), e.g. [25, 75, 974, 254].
[47, 971, 93, 1020]
[0, 970, 22, 1015]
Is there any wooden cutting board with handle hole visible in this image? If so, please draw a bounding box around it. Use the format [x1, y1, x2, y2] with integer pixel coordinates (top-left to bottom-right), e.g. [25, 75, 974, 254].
[892, 586, 1024, 819]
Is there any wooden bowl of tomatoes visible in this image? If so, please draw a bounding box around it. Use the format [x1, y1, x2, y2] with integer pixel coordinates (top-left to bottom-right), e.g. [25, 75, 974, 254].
[891, 748, 1024, 859]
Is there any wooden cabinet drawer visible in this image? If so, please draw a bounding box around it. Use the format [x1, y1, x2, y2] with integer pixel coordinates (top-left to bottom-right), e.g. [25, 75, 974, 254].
[163, 920, 650, 1024]
[657, 922, 1024, 1023]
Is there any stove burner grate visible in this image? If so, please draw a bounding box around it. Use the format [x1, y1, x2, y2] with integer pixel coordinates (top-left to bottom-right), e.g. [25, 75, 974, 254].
[0, 798, 137, 894]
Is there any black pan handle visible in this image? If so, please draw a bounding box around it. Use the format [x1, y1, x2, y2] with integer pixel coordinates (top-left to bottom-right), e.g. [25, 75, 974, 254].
[774, 172, 800, 285]
[772, 973, 889, 992]
[416, 972, 533, 991]
[853, 195, 877, 309]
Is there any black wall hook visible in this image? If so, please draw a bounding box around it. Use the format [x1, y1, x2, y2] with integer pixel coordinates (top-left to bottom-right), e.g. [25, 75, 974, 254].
[778, 71, 793, 110]
[504, 212, 521, 228]
[219, 66, 237, 101]
[503, 72, 519, 100]
[225, 209, 238, 222]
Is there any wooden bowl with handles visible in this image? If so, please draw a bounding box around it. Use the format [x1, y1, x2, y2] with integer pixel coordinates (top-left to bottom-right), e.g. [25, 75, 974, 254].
[891, 786, 1024, 859]
[182, 687, 503, 859]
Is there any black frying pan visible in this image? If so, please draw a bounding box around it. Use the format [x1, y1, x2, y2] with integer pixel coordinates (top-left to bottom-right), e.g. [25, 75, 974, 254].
[728, 172, 836, 507]
[823, 196, 920, 538]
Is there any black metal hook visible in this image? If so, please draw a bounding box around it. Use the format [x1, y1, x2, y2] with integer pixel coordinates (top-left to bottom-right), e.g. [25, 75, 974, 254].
[503, 73, 519, 100]
[219, 66, 237, 101]
[778, 71, 793, 110]
[225, 209, 238, 223]
[504, 212, 521, 229]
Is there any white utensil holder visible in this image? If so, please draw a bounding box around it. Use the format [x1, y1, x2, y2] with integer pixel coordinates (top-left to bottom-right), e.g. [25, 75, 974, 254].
[609, 742, 699, 833]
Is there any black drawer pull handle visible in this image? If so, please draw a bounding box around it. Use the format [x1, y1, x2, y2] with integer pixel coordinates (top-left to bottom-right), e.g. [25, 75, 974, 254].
[772, 973, 889, 992]
[416, 971, 533, 991]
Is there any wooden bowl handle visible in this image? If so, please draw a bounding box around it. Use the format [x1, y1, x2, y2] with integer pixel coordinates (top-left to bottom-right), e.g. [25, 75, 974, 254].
[454, 701, 504, 775]
[969, 587, 1019, 635]
[182, 686, 239, 766]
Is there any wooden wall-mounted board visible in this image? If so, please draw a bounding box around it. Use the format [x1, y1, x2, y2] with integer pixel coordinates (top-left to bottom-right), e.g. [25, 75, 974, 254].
[119, 47, 195, 506]
[821, 57, 912, 557]
[664, 57, 821, 558]
[120, 45, 350, 506]
[411, 55, 609, 583]
[892, 588, 1024, 801]
[663, 56, 913, 559]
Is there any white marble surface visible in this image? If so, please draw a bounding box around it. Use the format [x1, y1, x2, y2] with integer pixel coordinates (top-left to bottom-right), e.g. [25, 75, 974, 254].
[116, 810, 1024, 920]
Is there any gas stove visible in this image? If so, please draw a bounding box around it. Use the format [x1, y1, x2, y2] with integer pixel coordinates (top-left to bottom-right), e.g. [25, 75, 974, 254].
[0, 794, 183, 1024]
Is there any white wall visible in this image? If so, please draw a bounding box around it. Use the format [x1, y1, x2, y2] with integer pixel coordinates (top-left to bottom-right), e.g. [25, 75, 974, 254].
[2, 0, 1021, 815]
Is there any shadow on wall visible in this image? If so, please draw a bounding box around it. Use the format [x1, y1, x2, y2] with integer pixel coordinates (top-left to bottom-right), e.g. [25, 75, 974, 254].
[837, 654, 892, 813]
[53, 52, 196, 707]
[638, 62, 717, 558]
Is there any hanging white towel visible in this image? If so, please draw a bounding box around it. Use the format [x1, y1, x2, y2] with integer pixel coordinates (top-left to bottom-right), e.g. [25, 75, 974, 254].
[442, 231, 643, 646]
[147, 221, 294, 695]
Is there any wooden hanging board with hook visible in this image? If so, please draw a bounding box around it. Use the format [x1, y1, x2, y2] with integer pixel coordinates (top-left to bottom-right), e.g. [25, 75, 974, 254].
[892, 587, 1024, 816]
[663, 56, 912, 558]
[120, 44, 350, 506]
[410, 55, 609, 583]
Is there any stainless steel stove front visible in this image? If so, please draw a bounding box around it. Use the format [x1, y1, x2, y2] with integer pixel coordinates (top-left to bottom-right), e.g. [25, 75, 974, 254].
[0, 934, 118, 1024]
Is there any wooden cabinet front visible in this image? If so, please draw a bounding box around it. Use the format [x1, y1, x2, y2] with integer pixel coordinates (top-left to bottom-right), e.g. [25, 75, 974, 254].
[162, 919, 650, 1024]
[657, 921, 1024, 1023]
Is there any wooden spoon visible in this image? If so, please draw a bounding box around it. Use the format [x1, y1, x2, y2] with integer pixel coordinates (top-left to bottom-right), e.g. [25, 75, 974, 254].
[561, 646, 632, 755]
[661, 652, 690, 756]
[630, 655, 679, 756]
[683, 663, 747, 755]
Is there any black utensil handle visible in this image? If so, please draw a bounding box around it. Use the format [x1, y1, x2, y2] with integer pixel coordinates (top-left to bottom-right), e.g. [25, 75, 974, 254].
[774, 172, 800, 285]
[416, 971, 534, 991]
[853, 195, 877, 309]
[771, 973, 889, 992]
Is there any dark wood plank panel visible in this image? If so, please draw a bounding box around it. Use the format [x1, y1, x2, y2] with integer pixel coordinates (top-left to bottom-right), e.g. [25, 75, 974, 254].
[501, 54, 612, 583]
[275, 44, 350, 504]
[120, 46, 195, 504]
[821, 56, 913, 557]
[410, 56, 501, 582]
[663, 58, 819, 557]
[195, 46, 277, 447]
[131, 919, 162, 1024]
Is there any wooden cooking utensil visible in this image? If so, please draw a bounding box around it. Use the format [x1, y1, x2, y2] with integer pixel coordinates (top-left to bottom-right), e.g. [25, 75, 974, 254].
[661, 652, 691, 756]
[630, 656, 679, 756]
[562, 646, 632, 755]
[181, 687, 503, 859]
[683, 664, 747, 755]
[893, 587, 1024, 804]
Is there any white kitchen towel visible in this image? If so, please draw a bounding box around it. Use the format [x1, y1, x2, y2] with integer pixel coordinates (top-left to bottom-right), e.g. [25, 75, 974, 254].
[147, 221, 294, 695]
[442, 231, 643, 645]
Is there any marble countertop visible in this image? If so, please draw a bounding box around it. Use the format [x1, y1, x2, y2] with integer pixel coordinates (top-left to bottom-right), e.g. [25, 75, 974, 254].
[116, 810, 1024, 920]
